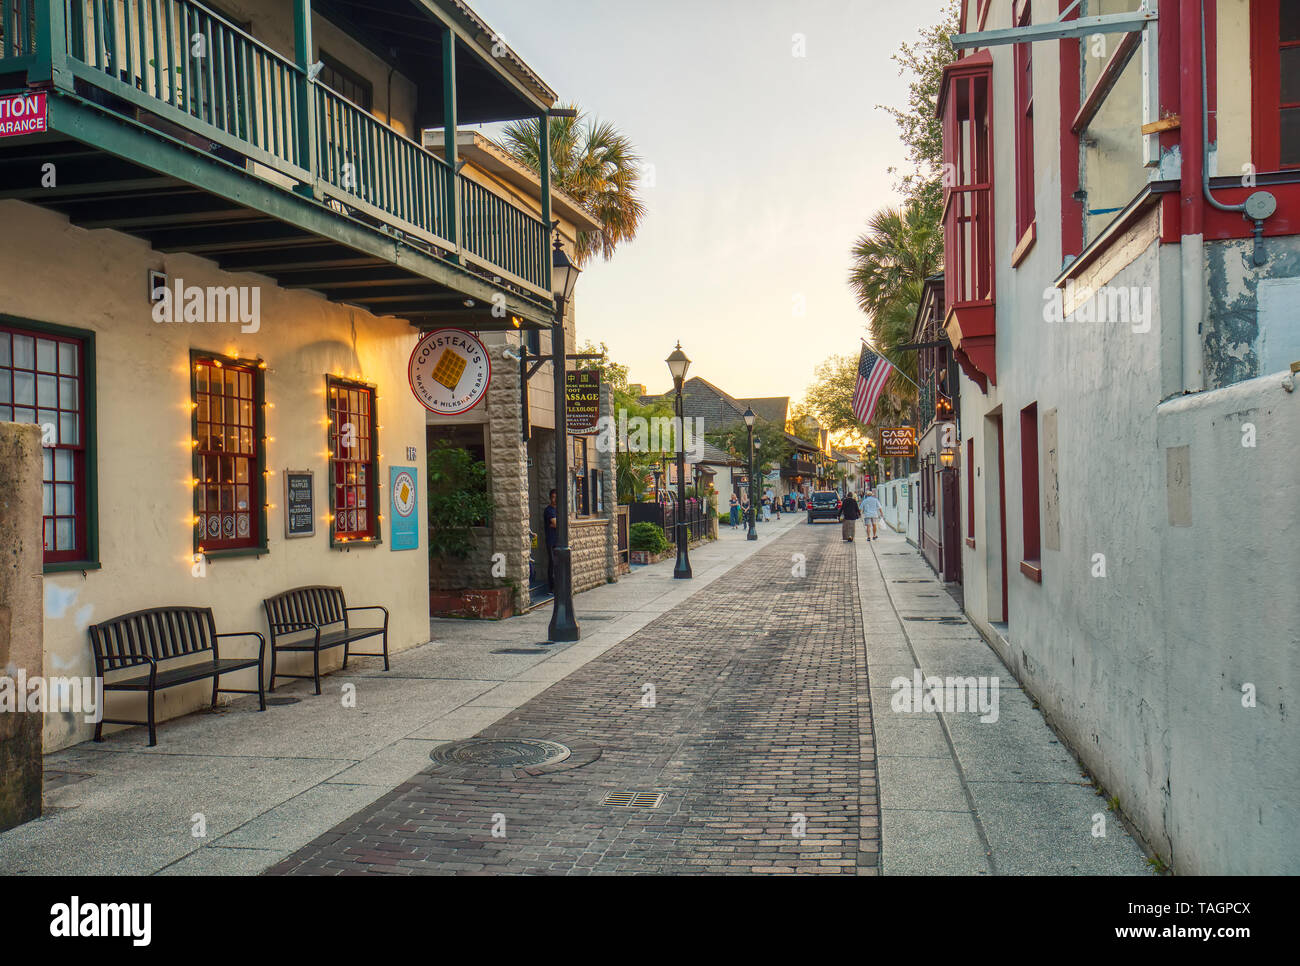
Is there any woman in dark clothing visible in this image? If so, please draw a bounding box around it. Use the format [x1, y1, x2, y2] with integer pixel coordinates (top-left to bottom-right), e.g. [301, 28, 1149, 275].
[840, 492, 861, 541]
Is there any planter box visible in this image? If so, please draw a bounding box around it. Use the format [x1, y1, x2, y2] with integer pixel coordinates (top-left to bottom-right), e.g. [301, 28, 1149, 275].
[429, 587, 514, 620]
[629, 549, 669, 565]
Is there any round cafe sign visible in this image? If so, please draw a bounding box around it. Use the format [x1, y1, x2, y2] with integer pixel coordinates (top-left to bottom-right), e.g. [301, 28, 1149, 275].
[408, 328, 490, 414]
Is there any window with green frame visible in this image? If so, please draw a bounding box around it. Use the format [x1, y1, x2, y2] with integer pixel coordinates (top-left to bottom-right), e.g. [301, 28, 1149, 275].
[0, 317, 99, 571]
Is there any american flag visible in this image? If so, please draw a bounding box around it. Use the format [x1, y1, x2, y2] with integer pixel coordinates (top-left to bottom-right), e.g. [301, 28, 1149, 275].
[851, 343, 893, 426]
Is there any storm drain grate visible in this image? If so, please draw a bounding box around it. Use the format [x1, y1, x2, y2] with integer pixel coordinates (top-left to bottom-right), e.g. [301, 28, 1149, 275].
[904, 616, 968, 625]
[492, 647, 549, 655]
[601, 791, 664, 808]
[892, 578, 935, 583]
[265, 696, 301, 706]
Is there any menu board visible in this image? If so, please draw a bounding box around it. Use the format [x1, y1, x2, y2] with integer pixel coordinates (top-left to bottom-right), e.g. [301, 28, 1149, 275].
[284, 470, 315, 538]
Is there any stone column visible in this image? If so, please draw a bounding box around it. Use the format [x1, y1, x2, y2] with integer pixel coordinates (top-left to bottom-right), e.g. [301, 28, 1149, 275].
[598, 380, 618, 583]
[485, 344, 530, 613]
[0, 423, 43, 832]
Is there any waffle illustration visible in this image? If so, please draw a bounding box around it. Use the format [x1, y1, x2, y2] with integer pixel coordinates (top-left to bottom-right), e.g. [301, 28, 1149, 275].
[430, 347, 467, 390]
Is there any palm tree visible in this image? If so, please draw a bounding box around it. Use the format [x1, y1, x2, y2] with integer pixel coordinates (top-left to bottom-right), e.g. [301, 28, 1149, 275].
[498, 105, 646, 265]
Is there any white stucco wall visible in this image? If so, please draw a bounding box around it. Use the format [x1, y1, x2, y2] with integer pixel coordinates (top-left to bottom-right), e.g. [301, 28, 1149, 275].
[877, 475, 918, 545]
[1, 202, 431, 751]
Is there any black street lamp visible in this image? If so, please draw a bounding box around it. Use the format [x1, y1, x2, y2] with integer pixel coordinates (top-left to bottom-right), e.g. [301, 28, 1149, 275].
[548, 235, 581, 643]
[667, 341, 692, 579]
[743, 406, 758, 541]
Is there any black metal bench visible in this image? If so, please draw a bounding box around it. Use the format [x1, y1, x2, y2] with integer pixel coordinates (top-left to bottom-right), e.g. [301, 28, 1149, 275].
[88, 606, 266, 747]
[262, 586, 389, 695]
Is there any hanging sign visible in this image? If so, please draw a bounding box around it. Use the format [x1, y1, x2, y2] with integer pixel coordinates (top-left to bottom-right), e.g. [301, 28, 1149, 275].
[564, 370, 600, 434]
[284, 469, 315, 538]
[0, 92, 47, 138]
[408, 328, 490, 414]
[880, 426, 917, 458]
[389, 466, 419, 551]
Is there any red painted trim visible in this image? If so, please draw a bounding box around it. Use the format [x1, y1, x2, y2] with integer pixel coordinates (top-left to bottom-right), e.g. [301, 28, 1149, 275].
[966, 436, 975, 539]
[1206, 0, 1218, 146]
[1159, 0, 1183, 163]
[1019, 403, 1040, 567]
[1059, 0, 1083, 260]
[1252, 0, 1283, 170]
[1180, 0, 1205, 236]
[1020, 559, 1043, 582]
[1013, 3, 1035, 240]
[995, 414, 1008, 622]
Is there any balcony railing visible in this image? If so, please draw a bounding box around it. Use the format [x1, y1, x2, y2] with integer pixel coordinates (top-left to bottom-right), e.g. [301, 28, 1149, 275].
[7, 0, 552, 299]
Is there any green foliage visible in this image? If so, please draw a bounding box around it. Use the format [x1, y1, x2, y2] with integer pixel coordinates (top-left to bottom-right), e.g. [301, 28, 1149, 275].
[427, 442, 493, 560]
[629, 521, 670, 554]
[497, 105, 646, 265]
[878, 0, 960, 218]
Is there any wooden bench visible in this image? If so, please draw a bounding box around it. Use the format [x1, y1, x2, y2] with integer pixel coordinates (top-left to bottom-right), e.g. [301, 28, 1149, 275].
[88, 606, 266, 747]
[262, 586, 389, 695]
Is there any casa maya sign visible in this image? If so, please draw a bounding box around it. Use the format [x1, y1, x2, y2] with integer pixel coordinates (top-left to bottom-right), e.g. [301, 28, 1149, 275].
[408, 328, 490, 415]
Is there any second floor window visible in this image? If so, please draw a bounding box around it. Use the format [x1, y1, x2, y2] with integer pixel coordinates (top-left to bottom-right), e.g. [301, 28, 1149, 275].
[318, 52, 374, 112]
[1253, 0, 1300, 169]
[328, 378, 378, 543]
[1013, 2, 1035, 243]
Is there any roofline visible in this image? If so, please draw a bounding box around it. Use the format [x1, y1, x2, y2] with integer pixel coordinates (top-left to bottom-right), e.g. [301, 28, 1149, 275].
[423, 0, 558, 111]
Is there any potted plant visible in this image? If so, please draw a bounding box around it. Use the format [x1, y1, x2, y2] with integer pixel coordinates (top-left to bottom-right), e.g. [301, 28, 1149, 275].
[427, 443, 512, 619]
[628, 521, 671, 565]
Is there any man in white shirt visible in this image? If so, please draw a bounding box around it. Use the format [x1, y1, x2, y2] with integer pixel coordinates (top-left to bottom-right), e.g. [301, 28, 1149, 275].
[861, 492, 883, 540]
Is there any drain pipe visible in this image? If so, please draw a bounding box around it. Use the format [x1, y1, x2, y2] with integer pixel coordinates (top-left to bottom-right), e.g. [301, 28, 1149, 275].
[1200, 0, 1276, 266]
[1179, 0, 1205, 393]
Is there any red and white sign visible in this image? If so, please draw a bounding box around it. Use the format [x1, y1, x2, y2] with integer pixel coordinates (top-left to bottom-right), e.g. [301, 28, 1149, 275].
[407, 328, 491, 415]
[0, 92, 47, 139]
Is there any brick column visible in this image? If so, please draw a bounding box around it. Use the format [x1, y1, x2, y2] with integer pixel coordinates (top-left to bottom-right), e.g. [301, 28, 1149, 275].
[486, 344, 530, 612]
[0, 423, 43, 832]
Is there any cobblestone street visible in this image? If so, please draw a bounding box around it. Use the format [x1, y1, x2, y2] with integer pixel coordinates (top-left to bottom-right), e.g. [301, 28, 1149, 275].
[270, 522, 879, 875]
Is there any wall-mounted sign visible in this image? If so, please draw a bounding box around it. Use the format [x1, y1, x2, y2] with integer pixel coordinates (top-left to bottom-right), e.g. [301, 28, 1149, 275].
[0, 92, 47, 139]
[284, 470, 315, 538]
[880, 426, 917, 458]
[389, 466, 419, 551]
[408, 328, 490, 414]
[564, 370, 600, 435]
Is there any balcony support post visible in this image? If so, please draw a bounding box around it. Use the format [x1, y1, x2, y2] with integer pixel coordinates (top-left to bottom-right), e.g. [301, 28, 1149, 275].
[442, 27, 461, 260]
[32, 0, 70, 88]
[293, 0, 321, 199]
[539, 112, 552, 294]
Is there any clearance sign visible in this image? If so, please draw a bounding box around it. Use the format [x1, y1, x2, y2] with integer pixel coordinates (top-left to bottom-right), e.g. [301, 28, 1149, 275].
[0, 92, 47, 138]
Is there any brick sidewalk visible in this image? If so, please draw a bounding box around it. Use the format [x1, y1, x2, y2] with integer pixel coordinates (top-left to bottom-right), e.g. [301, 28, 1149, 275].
[268, 521, 878, 875]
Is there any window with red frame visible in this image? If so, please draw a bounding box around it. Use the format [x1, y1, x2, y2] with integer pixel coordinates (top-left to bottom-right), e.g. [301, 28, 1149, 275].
[940, 53, 995, 311]
[1020, 402, 1041, 570]
[1252, 0, 1300, 169]
[194, 355, 263, 551]
[0, 323, 87, 563]
[1013, 1, 1035, 242]
[327, 378, 378, 542]
[966, 437, 976, 540]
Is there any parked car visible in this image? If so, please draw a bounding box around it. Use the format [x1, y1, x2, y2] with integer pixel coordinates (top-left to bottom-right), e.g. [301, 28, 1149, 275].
[806, 490, 841, 524]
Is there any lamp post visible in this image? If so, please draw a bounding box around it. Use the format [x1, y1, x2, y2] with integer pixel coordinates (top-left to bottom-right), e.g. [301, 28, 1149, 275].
[667, 342, 692, 579]
[743, 406, 757, 541]
[548, 234, 581, 643]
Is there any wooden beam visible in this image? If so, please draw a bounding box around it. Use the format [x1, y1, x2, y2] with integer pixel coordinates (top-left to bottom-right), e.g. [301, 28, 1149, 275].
[1072, 29, 1143, 134]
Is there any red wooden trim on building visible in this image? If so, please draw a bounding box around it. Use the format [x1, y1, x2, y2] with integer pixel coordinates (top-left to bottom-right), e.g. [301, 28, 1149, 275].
[1059, 0, 1084, 261]
[1019, 402, 1040, 571]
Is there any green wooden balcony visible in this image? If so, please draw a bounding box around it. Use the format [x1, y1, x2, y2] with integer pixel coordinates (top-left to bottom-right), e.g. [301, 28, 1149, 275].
[0, 0, 558, 326]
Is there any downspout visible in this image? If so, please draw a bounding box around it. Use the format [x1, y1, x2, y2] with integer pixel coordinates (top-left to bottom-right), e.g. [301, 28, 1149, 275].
[1179, 0, 1205, 393]
[1200, 0, 1276, 265]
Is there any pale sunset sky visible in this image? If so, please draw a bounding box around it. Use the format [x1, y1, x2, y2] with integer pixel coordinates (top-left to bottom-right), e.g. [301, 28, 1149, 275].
[469, 0, 950, 404]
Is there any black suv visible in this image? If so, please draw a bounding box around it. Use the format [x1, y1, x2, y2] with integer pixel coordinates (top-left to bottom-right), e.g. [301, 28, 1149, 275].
[806, 490, 841, 524]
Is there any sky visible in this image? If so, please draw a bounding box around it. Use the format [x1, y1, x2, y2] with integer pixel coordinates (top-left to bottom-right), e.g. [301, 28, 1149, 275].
[469, 0, 950, 403]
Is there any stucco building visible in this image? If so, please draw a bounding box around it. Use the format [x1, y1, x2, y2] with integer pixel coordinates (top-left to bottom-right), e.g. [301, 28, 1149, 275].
[942, 0, 1300, 873]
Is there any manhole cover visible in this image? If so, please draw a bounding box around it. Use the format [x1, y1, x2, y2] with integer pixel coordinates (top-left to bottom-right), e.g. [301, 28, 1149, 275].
[430, 738, 571, 769]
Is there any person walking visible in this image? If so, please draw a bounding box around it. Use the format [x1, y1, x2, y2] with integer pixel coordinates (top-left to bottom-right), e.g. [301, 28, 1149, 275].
[840, 491, 861, 541]
[543, 488, 559, 590]
[729, 492, 740, 529]
[862, 490, 883, 540]
[772, 494, 782, 520]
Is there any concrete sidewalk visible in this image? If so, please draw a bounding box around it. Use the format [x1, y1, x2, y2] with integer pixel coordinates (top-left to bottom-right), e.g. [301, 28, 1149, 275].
[0, 515, 799, 876]
[855, 526, 1153, 875]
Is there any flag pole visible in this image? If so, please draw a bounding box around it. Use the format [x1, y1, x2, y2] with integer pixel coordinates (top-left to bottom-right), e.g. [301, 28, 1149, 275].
[861, 337, 920, 390]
